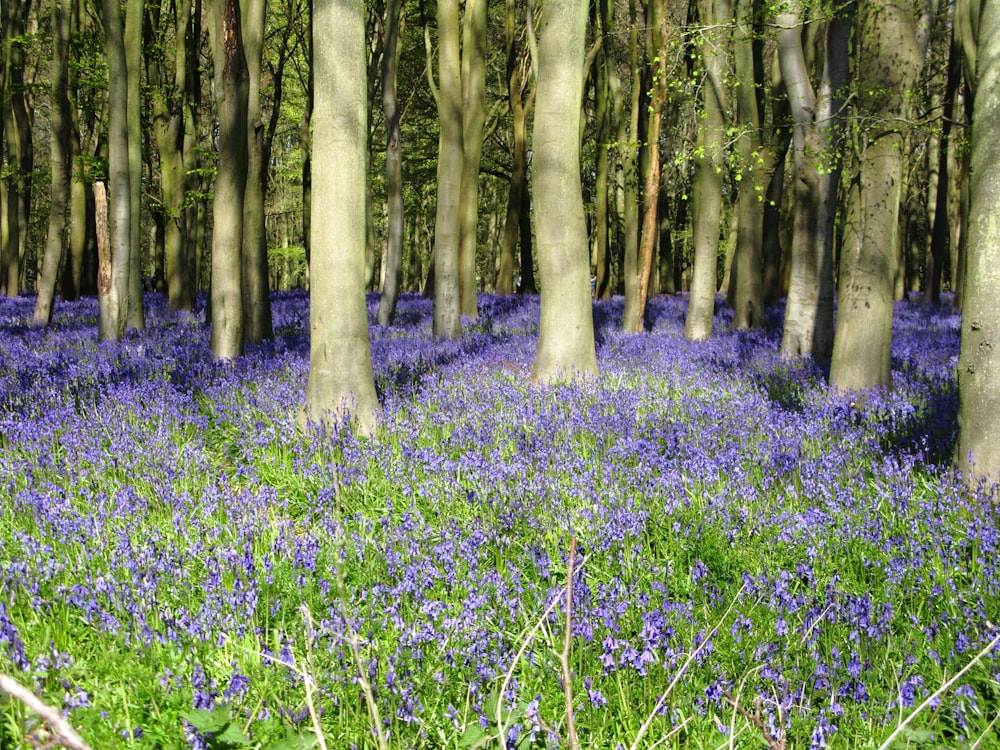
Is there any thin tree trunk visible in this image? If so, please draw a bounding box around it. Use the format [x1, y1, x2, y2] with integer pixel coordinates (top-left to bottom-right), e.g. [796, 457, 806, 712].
[99, 0, 133, 341]
[241, 0, 272, 342]
[377, 0, 405, 324]
[620, 0, 642, 326]
[125, 0, 145, 330]
[33, 0, 73, 325]
[458, 0, 487, 319]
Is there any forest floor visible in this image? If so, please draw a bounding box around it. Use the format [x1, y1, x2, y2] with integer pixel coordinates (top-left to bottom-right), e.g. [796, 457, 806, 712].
[1, 291, 997, 749]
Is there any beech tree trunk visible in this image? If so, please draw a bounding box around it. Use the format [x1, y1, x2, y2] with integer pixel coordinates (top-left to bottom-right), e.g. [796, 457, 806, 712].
[302, 0, 380, 436]
[431, 0, 463, 339]
[33, 0, 72, 326]
[98, 0, 133, 341]
[458, 0, 486, 319]
[684, 0, 729, 341]
[531, 0, 597, 383]
[956, 0, 1000, 488]
[207, 0, 249, 358]
[830, 1, 926, 391]
[377, 0, 404, 324]
[241, 0, 273, 343]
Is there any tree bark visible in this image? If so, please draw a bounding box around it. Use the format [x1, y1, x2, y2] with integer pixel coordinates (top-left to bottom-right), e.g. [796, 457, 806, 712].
[830, 1, 926, 391]
[531, 0, 598, 383]
[458, 0, 487, 319]
[727, 0, 766, 330]
[33, 0, 73, 325]
[302, 0, 380, 436]
[955, 0, 1000, 488]
[431, 0, 463, 339]
[207, 0, 250, 358]
[684, 0, 729, 341]
[377, 0, 404, 324]
[241, 0, 273, 342]
[125, 0, 145, 330]
[99, 0, 133, 341]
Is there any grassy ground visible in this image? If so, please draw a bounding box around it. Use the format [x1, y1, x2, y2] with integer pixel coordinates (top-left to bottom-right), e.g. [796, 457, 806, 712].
[1, 291, 996, 749]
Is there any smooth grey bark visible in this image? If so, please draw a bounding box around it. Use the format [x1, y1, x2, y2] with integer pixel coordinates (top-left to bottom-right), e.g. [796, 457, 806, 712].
[33, 0, 72, 326]
[458, 0, 486, 319]
[125, 0, 145, 330]
[148, 0, 196, 312]
[241, 0, 273, 343]
[727, 0, 766, 330]
[830, 1, 928, 391]
[431, 0, 463, 339]
[956, 0, 1000, 488]
[207, 0, 249, 358]
[531, 0, 597, 383]
[496, 0, 534, 295]
[620, 0, 641, 328]
[377, 0, 404, 324]
[302, 0, 380, 436]
[684, 0, 729, 342]
[98, 0, 133, 341]
[779, 1, 853, 359]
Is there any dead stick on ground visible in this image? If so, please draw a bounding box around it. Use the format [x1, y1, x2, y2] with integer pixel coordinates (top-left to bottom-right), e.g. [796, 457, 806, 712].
[0, 673, 93, 750]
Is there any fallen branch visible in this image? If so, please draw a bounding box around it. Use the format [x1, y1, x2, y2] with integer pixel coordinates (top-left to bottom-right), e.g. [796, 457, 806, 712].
[0, 673, 93, 750]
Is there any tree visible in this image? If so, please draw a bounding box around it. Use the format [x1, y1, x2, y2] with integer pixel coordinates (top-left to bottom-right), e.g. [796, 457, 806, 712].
[98, 0, 135, 341]
[531, 0, 598, 383]
[33, 0, 73, 325]
[207, 0, 250, 359]
[829, 1, 932, 391]
[684, 0, 730, 342]
[458, 0, 487, 320]
[241, 0, 274, 343]
[302, 0, 380, 436]
[430, 0, 463, 339]
[955, 0, 1000, 488]
[376, 0, 404, 325]
[779, 0, 855, 359]
[1, 0, 34, 298]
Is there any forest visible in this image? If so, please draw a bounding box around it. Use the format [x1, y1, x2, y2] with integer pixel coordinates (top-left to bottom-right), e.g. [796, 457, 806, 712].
[2, 0, 1000, 746]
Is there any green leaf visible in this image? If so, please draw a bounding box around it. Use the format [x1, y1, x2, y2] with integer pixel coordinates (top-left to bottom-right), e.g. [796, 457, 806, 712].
[267, 728, 319, 750]
[215, 722, 250, 746]
[458, 723, 491, 748]
[182, 706, 232, 734]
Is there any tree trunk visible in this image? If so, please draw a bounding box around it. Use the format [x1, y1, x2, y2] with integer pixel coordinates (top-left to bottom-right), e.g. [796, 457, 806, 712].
[207, 0, 250, 359]
[99, 0, 133, 341]
[2, 0, 34, 298]
[684, 0, 729, 342]
[726, 0, 767, 330]
[627, 0, 669, 333]
[241, 0, 273, 343]
[779, 1, 853, 359]
[431, 0, 463, 339]
[620, 0, 642, 327]
[125, 0, 145, 331]
[830, 1, 925, 391]
[531, 0, 598, 384]
[458, 0, 486, 319]
[956, 0, 1000, 488]
[33, 0, 72, 325]
[302, 0, 380, 436]
[377, 0, 404, 324]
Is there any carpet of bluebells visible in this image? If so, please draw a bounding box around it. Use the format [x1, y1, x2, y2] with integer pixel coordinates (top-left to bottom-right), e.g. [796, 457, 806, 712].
[1, 291, 998, 749]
